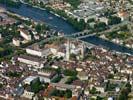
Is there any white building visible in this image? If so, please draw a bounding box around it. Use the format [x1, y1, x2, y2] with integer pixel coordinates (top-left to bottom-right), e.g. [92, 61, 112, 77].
[99, 17, 109, 25]
[22, 90, 34, 99]
[65, 39, 70, 61]
[38, 69, 58, 83]
[18, 55, 44, 68]
[0, 34, 2, 39]
[12, 38, 20, 47]
[20, 29, 31, 41]
[26, 43, 51, 57]
[77, 71, 88, 81]
[23, 76, 38, 85]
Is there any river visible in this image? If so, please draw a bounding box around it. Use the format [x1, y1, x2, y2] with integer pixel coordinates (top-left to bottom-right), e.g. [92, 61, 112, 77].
[1, 4, 77, 34]
[81, 36, 133, 55]
[1, 3, 133, 55]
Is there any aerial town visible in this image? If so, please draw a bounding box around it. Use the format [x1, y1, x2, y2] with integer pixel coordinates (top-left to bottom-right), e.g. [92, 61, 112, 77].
[0, 0, 132, 100]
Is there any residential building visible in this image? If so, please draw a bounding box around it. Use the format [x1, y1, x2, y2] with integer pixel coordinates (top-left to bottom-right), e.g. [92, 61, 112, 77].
[26, 43, 51, 57]
[18, 55, 45, 68]
[19, 29, 32, 41]
[12, 38, 20, 47]
[38, 69, 58, 83]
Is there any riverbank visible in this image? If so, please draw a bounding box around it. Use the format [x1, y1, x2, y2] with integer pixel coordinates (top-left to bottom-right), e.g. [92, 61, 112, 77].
[0, 0, 21, 8]
[20, 0, 86, 31]
[81, 36, 133, 55]
[1, 3, 77, 34]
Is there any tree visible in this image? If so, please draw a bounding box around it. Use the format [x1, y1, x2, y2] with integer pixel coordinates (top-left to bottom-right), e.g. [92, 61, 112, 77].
[65, 89, 72, 98]
[94, 22, 107, 31]
[108, 16, 121, 25]
[87, 18, 95, 23]
[70, 53, 77, 60]
[63, 69, 77, 76]
[35, 24, 42, 33]
[118, 82, 132, 100]
[0, 83, 3, 88]
[97, 96, 104, 100]
[90, 87, 97, 94]
[64, 0, 81, 9]
[65, 76, 78, 84]
[119, 89, 128, 100]
[126, 82, 131, 92]
[107, 73, 114, 79]
[30, 78, 43, 93]
[0, 0, 21, 8]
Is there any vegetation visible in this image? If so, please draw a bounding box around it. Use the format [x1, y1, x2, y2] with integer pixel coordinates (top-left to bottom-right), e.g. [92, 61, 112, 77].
[51, 75, 62, 83]
[65, 76, 78, 84]
[118, 82, 131, 100]
[104, 9, 116, 17]
[64, 0, 81, 9]
[107, 73, 114, 79]
[0, 0, 21, 8]
[70, 53, 77, 60]
[89, 87, 100, 94]
[105, 81, 119, 91]
[0, 46, 13, 59]
[108, 16, 121, 25]
[6, 71, 22, 78]
[51, 89, 72, 98]
[106, 31, 131, 40]
[0, 24, 20, 44]
[87, 18, 95, 23]
[63, 69, 77, 76]
[94, 22, 107, 31]
[96, 96, 104, 100]
[35, 23, 50, 33]
[30, 78, 43, 93]
[0, 83, 3, 88]
[85, 53, 97, 61]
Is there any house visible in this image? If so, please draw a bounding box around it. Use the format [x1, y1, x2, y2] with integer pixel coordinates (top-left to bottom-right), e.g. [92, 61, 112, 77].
[90, 84, 105, 93]
[17, 55, 45, 68]
[38, 69, 58, 83]
[26, 43, 51, 57]
[21, 90, 34, 99]
[42, 85, 55, 98]
[99, 17, 109, 25]
[72, 80, 86, 89]
[12, 38, 20, 47]
[23, 76, 39, 85]
[77, 71, 88, 81]
[117, 10, 129, 21]
[51, 83, 76, 91]
[19, 29, 31, 41]
[0, 92, 10, 100]
[34, 34, 40, 40]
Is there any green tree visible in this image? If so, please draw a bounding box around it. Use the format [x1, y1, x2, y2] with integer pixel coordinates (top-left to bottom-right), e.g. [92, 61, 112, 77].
[90, 87, 97, 94]
[63, 69, 77, 76]
[30, 78, 43, 93]
[65, 89, 72, 98]
[108, 16, 121, 25]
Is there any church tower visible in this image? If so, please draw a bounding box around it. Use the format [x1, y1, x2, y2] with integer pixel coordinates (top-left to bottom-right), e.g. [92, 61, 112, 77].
[66, 39, 70, 61]
[81, 43, 86, 59]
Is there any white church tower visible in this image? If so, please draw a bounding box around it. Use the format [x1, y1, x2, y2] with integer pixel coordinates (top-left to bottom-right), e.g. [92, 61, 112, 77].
[66, 39, 70, 61]
[81, 43, 86, 59]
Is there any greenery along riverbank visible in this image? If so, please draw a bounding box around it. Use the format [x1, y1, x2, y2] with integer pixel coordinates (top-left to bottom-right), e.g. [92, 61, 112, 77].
[64, 0, 81, 9]
[22, 0, 86, 31]
[44, 6, 86, 31]
[0, 0, 21, 8]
